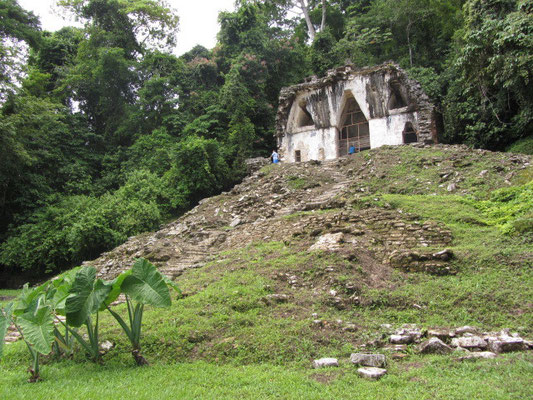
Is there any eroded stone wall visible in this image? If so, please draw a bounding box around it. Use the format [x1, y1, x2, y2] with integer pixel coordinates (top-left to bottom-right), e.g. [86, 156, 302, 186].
[277, 63, 436, 162]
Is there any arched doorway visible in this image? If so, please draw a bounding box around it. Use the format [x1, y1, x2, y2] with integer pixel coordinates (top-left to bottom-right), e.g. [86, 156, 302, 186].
[338, 96, 370, 156]
[296, 100, 314, 128]
[403, 122, 418, 144]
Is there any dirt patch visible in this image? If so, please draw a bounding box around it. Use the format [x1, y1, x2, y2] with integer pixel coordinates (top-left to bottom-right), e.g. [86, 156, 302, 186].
[309, 370, 344, 385]
[400, 362, 425, 372]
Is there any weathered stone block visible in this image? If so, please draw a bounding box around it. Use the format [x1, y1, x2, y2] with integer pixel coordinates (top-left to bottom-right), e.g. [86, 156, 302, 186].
[451, 336, 487, 349]
[309, 232, 344, 251]
[350, 353, 387, 368]
[487, 337, 525, 353]
[418, 337, 453, 354]
[459, 352, 497, 361]
[427, 328, 455, 341]
[312, 358, 339, 368]
[357, 367, 387, 380]
[390, 334, 414, 344]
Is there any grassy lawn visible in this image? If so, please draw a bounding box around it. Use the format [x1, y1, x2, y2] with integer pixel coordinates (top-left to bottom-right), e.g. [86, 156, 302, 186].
[0, 289, 20, 306]
[1, 351, 532, 400]
[2, 146, 532, 398]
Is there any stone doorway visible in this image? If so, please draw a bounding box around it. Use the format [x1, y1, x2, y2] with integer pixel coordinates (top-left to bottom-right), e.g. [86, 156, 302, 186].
[338, 96, 370, 156]
[403, 122, 418, 144]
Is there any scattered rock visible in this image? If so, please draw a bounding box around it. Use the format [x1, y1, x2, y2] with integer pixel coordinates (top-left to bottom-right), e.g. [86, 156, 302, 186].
[487, 337, 526, 354]
[451, 336, 487, 349]
[312, 358, 339, 368]
[459, 351, 497, 361]
[343, 323, 358, 332]
[447, 183, 457, 192]
[229, 218, 242, 228]
[262, 294, 290, 305]
[350, 353, 387, 368]
[390, 334, 414, 344]
[383, 344, 408, 352]
[391, 353, 409, 360]
[100, 340, 115, 352]
[427, 328, 455, 341]
[432, 249, 453, 261]
[418, 337, 453, 354]
[454, 346, 470, 353]
[357, 367, 387, 380]
[393, 326, 423, 343]
[455, 326, 480, 336]
[309, 233, 344, 251]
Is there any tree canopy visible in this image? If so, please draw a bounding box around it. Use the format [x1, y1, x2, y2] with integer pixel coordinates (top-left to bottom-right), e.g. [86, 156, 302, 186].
[1, 0, 531, 280]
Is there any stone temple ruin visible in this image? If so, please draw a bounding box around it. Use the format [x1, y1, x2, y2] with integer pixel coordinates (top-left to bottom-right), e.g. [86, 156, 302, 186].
[275, 63, 438, 162]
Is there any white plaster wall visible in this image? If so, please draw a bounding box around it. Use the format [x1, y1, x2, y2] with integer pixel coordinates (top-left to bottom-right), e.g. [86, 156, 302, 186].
[338, 76, 373, 123]
[281, 71, 423, 162]
[281, 127, 337, 162]
[286, 92, 314, 133]
[369, 113, 418, 148]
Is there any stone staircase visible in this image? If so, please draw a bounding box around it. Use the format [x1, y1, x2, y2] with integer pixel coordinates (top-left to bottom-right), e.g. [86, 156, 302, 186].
[158, 242, 215, 278]
[299, 159, 353, 211]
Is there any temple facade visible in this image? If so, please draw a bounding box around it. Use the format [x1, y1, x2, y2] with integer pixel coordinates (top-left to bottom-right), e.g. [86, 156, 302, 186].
[275, 63, 438, 162]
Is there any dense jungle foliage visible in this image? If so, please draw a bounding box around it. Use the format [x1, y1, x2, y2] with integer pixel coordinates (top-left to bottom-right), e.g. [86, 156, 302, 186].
[0, 0, 532, 280]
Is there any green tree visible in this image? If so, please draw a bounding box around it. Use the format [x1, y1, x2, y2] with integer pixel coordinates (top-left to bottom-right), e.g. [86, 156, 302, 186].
[443, 0, 533, 149]
[0, 0, 41, 99]
[57, 0, 179, 140]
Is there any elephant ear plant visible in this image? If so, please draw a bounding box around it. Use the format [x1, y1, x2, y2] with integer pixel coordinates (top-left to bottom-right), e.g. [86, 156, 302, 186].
[46, 268, 79, 358]
[0, 259, 180, 380]
[64, 266, 112, 363]
[0, 286, 55, 382]
[106, 258, 180, 366]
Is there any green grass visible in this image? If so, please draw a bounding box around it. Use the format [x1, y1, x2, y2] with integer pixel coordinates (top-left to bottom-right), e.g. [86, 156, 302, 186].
[0, 289, 20, 306]
[1, 353, 532, 400]
[2, 146, 532, 398]
[507, 136, 533, 155]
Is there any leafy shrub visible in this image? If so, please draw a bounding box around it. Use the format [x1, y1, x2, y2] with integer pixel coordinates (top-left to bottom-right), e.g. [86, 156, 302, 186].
[507, 136, 533, 155]
[468, 181, 533, 234]
[0, 170, 174, 274]
[164, 136, 232, 206]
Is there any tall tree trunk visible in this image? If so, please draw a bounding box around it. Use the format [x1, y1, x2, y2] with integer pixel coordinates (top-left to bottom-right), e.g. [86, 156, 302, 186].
[320, 0, 327, 31]
[298, 0, 316, 41]
[406, 19, 413, 67]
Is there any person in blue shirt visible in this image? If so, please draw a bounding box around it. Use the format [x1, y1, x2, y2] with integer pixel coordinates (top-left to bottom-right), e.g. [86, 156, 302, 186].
[348, 145, 356, 154]
[271, 150, 280, 163]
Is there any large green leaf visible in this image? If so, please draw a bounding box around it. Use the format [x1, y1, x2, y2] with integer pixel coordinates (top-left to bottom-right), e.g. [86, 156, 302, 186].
[121, 259, 171, 307]
[0, 303, 14, 358]
[102, 270, 132, 310]
[50, 268, 79, 314]
[66, 267, 112, 327]
[18, 305, 55, 355]
[13, 284, 45, 315]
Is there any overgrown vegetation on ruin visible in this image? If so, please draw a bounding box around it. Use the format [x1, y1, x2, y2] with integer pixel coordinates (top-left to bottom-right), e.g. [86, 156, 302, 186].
[1, 1, 532, 397]
[2, 146, 532, 398]
[1, 0, 532, 280]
